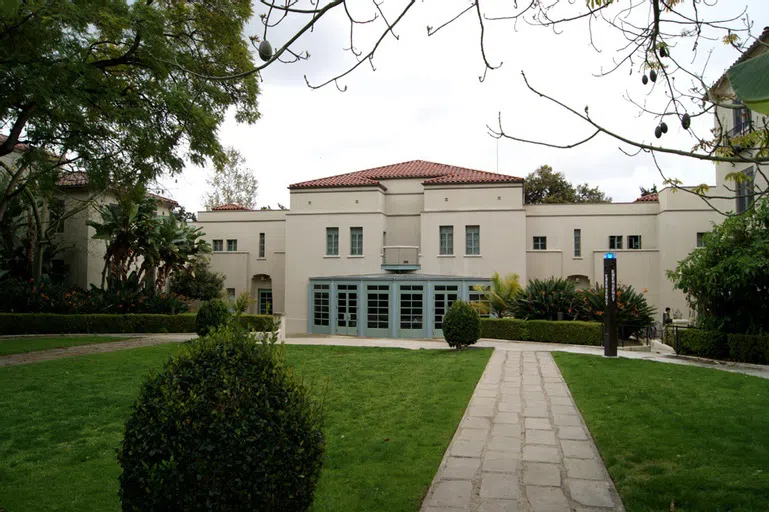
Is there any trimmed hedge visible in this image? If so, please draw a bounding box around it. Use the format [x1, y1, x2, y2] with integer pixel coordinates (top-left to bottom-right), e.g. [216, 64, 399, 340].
[727, 333, 769, 365]
[673, 329, 728, 360]
[480, 318, 602, 346]
[0, 313, 275, 335]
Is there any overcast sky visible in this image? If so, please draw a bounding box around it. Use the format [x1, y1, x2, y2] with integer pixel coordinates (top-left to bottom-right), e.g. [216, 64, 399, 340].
[157, 0, 769, 212]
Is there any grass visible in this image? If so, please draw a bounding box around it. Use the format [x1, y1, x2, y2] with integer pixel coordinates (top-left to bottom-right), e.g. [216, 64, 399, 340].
[552, 352, 769, 512]
[0, 343, 491, 512]
[0, 336, 131, 356]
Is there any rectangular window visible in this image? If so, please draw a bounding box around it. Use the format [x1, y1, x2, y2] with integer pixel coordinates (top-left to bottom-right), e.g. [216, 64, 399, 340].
[733, 103, 751, 136]
[258, 233, 265, 258]
[326, 227, 339, 256]
[468, 285, 491, 318]
[696, 232, 707, 248]
[367, 285, 390, 329]
[609, 235, 622, 250]
[399, 285, 424, 330]
[226, 239, 238, 251]
[628, 235, 642, 250]
[258, 289, 273, 314]
[313, 284, 330, 326]
[350, 227, 363, 256]
[573, 229, 581, 258]
[226, 288, 236, 299]
[439, 226, 454, 255]
[736, 166, 755, 214]
[533, 236, 547, 250]
[465, 225, 480, 255]
[213, 239, 223, 252]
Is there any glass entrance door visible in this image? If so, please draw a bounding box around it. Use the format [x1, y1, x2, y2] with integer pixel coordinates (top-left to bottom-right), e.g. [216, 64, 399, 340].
[433, 285, 459, 338]
[399, 284, 425, 338]
[336, 284, 358, 335]
[366, 284, 390, 338]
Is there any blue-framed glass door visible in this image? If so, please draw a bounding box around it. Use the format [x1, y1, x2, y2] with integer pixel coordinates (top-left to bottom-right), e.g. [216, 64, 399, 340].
[335, 284, 359, 336]
[311, 283, 331, 334]
[398, 284, 425, 338]
[365, 284, 390, 338]
[433, 284, 459, 338]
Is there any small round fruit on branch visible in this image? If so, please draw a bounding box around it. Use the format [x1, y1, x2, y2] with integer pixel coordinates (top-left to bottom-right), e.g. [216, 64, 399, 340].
[259, 40, 273, 62]
[655, 126, 662, 139]
[681, 114, 691, 130]
[649, 69, 657, 82]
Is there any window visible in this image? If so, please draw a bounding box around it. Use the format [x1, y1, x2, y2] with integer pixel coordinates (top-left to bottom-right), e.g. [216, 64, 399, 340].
[326, 227, 339, 255]
[258, 233, 265, 258]
[350, 227, 363, 256]
[434, 285, 459, 331]
[608, 235, 622, 250]
[533, 236, 547, 250]
[367, 285, 389, 329]
[226, 239, 238, 251]
[732, 102, 751, 136]
[696, 232, 707, 248]
[573, 229, 581, 258]
[399, 285, 423, 330]
[628, 235, 642, 250]
[439, 226, 454, 255]
[313, 284, 330, 326]
[469, 285, 490, 318]
[736, 166, 755, 214]
[258, 289, 273, 314]
[213, 239, 223, 252]
[226, 288, 236, 299]
[465, 225, 480, 255]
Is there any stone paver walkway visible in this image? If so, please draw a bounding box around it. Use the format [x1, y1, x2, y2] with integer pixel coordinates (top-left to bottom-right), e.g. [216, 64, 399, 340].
[421, 350, 623, 512]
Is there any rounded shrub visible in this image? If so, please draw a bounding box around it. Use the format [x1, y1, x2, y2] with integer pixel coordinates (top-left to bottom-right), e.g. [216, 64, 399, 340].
[195, 298, 230, 336]
[118, 326, 325, 511]
[443, 300, 481, 349]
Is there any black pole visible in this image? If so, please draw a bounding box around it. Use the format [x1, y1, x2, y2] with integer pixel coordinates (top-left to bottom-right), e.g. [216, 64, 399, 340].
[603, 254, 618, 357]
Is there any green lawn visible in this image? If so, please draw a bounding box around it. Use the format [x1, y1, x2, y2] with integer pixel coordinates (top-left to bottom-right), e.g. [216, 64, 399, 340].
[0, 336, 131, 356]
[553, 352, 769, 512]
[0, 344, 491, 512]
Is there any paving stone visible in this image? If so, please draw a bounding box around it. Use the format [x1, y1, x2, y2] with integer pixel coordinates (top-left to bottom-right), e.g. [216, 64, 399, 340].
[524, 417, 552, 430]
[557, 426, 588, 440]
[450, 438, 485, 457]
[429, 480, 473, 508]
[487, 436, 522, 453]
[523, 399, 547, 408]
[491, 423, 522, 438]
[553, 414, 582, 427]
[523, 462, 561, 486]
[560, 440, 596, 459]
[442, 457, 481, 480]
[522, 393, 546, 403]
[565, 458, 606, 480]
[422, 507, 466, 512]
[549, 396, 574, 406]
[480, 473, 519, 500]
[545, 386, 569, 397]
[522, 445, 560, 463]
[522, 406, 549, 418]
[526, 485, 570, 512]
[476, 388, 499, 398]
[501, 385, 521, 394]
[462, 416, 491, 430]
[482, 454, 520, 473]
[522, 384, 543, 391]
[478, 499, 520, 512]
[457, 427, 489, 441]
[498, 401, 522, 413]
[525, 429, 557, 446]
[473, 397, 498, 408]
[567, 479, 615, 508]
[468, 405, 496, 418]
[496, 412, 520, 424]
[551, 404, 579, 416]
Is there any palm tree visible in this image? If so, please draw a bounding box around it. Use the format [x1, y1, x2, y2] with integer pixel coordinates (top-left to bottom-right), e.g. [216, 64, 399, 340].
[471, 272, 522, 317]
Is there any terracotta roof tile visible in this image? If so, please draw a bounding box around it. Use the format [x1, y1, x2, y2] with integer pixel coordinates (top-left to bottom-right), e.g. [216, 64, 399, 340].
[211, 203, 253, 211]
[288, 160, 523, 190]
[634, 192, 659, 202]
[55, 171, 178, 205]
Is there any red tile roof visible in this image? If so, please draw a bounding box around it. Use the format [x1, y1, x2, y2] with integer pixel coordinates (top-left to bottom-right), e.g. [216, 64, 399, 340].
[210, 203, 253, 211]
[0, 134, 31, 152]
[288, 160, 523, 190]
[55, 171, 178, 205]
[634, 192, 659, 202]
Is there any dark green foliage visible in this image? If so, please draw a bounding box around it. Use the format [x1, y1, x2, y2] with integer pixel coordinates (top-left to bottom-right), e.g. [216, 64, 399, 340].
[117, 327, 325, 511]
[479, 318, 602, 346]
[170, 258, 225, 301]
[0, 313, 273, 335]
[673, 329, 728, 359]
[524, 165, 612, 204]
[576, 283, 656, 339]
[512, 278, 578, 320]
[195, 299, 231, 336]
[480, 318, 528, 341]
[442, 300, 481, 349]
[727, 333, 769, 364]
[668, 198, 769, 334]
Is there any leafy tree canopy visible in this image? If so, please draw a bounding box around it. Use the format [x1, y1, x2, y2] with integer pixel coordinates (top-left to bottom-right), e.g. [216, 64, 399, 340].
[524, 165, 612, 204]
[203, 147, 258, 210]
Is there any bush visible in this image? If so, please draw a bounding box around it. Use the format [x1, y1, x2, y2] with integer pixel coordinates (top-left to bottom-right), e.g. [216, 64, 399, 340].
[526, 320, 603, 345]
[196, 299, 231, 336]
[673, 328, 728, 359]
[512, 278, 577, 320]
[480, 318, 528, 341]
[443, 300, 481, 349]
[170, 257, 225, 301]
[576, 283, 655, 339]
[727, 333, 769, 365]
[118, 326, 325, 511]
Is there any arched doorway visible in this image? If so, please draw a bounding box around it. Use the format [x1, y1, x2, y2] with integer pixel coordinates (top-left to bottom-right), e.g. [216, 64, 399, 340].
[567, 274, 590, 290]
[251, 274, 272, 314]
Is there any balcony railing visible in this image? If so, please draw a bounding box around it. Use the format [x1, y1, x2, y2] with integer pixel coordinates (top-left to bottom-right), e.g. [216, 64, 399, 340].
[381, 246, 420, 271]
[728, 120, 753, 138]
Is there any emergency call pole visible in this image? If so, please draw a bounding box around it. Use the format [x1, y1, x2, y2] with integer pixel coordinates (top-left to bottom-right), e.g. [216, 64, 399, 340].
[603, 253, 618, 357]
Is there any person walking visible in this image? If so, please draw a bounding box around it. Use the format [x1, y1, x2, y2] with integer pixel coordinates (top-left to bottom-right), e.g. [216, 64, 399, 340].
[662, 307, 672, 325]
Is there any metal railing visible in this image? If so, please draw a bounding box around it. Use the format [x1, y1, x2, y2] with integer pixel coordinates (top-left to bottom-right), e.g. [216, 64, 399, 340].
[382, 246, 419, 267]
[728, 120, 753, 138]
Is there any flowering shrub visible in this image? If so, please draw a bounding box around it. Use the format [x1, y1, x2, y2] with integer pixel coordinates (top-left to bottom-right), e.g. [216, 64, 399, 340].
[512, 278, 578, 320]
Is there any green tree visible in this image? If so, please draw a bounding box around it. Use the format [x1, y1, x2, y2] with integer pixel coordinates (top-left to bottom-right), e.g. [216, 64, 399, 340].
[524, 165, 611, 204]
[471, 272, 522, 318]
[170, 257, 225, 301]
[0, 0, 260, 224]
[639, 185, 658, 197]
[203, 147, 259, 210]
[667, 197, 769, 334]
